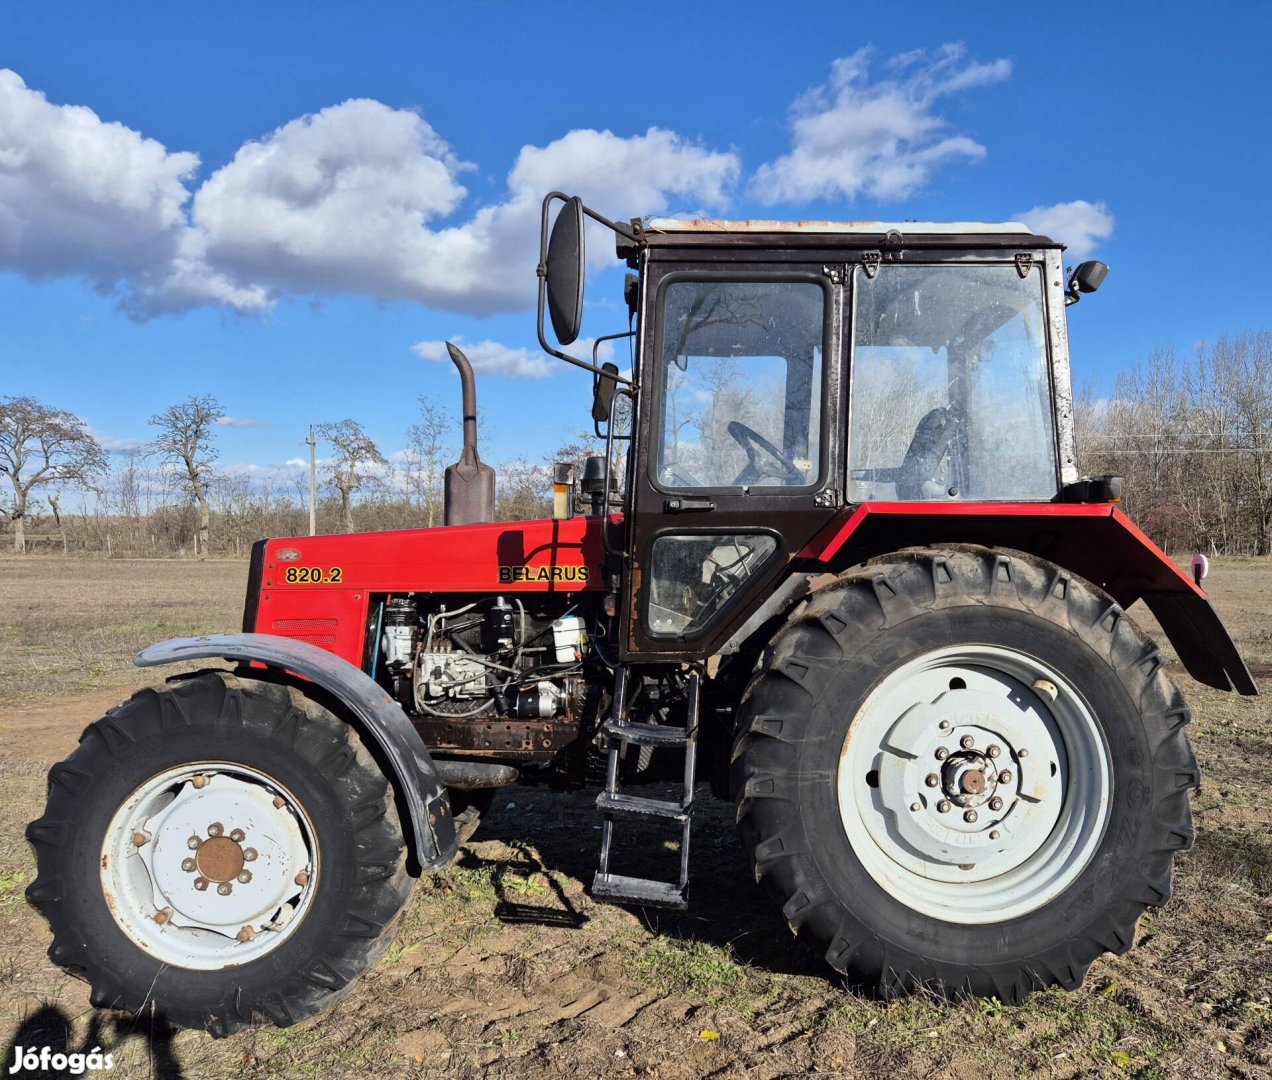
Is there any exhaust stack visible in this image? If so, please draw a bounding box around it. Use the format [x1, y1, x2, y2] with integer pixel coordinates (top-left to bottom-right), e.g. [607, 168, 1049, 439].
[443, 342, 496, 526]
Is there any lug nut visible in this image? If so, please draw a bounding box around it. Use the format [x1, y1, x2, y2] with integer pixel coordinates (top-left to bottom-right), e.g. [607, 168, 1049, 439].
[243, 848, 258, 863]
[229, 828, 245, 843]
[295, 870, 310, 887]
[191, 774, 209, 789]
[237, 871, 252, 884]
[207, 822, 223, 838]
[935, 747, 949, 761]
[987, 745, 1001, 759]
[960, 735, 975, 749]
[910, 802, 921, 812]
[1000, 771, 1013, 784]
[964, 810, 978, 823]
[989, 797, 1004, 811]
[217, 883, 232, 896]
[989, 830, 1001, 840]
[925, 773, 939, 788]
[187, 836, 201, 850]
[153, 910, 170, 925]
[937, 800, 952, 814]
[236, 925, 256, 943]
[194, 877, 208, 891]
[181, 858, 197, 872]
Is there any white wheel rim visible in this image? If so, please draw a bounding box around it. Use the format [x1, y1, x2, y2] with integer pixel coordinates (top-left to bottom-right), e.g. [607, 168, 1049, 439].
[101, 763, 319, 969]
[836, 644, 1112, 923]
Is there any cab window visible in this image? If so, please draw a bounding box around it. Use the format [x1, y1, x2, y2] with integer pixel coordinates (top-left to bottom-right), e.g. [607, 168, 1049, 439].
[848, 263, 1057, 502]
[657, 279, 824, 490]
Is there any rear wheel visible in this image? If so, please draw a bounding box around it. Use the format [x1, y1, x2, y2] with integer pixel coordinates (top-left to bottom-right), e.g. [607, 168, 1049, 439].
[27, 671, 413, 1036]
[732, 547, 1198, 1002]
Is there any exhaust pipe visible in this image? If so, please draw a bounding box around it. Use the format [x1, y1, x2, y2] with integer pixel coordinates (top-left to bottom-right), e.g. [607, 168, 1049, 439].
[443, 342, 496, 526]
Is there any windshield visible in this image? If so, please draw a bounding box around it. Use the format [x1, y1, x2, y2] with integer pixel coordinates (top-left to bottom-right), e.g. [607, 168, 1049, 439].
[848, 263, 1057, 502]
[657, 279, 824, 490]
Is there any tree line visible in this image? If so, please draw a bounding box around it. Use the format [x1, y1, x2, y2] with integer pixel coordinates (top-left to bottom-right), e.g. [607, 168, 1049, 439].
[1077, 331, 1272, 556]
[4, 328, 1270, 558]
[0, 391, 597, 557]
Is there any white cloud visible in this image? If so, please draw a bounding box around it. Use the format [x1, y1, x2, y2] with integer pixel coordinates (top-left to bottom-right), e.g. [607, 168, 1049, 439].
[751, 45, 1011, 204]
[84, 425, 148, 453]
[0, 72, 740, 318]
[0, 70, 266, 314]
[412, 335, 616, 379]
[215, 415, 267, 429]
[1015, 199, 1114, 262]
[412, 336, 552, 379]
[2, 51, 1026, 318]
[195, 113, 738, 315]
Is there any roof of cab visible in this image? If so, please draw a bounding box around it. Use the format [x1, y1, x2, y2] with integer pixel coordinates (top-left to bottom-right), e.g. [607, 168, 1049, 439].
[644, 218, 1031, 235]
[636, 217, 1058, 251]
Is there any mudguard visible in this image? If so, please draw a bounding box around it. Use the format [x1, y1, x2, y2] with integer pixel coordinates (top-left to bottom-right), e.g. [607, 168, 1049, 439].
[134, 633, 458, 870]
[800, 502, 1258, 696]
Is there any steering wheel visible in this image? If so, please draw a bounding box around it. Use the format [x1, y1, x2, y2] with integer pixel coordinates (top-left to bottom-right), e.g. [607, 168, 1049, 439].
[727, 421, 803, 485]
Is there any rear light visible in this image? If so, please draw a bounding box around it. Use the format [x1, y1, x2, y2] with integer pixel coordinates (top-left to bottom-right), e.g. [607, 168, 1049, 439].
[1059, 475, 1123, 504]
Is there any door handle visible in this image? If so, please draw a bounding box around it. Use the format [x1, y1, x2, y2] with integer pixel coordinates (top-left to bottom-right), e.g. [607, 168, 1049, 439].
[664, 497, 715, 513]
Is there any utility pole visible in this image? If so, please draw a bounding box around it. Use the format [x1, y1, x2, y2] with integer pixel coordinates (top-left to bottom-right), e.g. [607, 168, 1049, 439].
[308, 425, 317, 536]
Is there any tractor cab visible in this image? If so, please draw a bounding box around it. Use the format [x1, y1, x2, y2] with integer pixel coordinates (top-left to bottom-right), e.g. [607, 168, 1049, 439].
[536, 194, 1101, 661]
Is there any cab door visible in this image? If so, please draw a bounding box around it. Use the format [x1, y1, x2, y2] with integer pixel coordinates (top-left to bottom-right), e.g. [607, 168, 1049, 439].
[620, 265, 845, 661]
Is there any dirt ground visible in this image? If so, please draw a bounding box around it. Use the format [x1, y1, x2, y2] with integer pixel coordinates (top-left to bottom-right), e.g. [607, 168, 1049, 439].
[0, 554, 1269, 1079]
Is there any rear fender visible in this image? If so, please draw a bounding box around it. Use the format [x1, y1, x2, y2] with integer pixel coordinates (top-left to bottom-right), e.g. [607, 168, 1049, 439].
[134, 633, 458, 870]
[798, 503, 1258, 696]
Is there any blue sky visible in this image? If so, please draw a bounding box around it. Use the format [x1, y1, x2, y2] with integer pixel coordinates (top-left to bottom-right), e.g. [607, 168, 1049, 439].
[3, 2, 1270, 487]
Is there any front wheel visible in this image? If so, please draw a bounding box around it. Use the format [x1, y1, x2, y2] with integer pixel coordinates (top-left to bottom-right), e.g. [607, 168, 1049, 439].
[27, 671, 414, 1036]
[732, 547, 1198, 1003]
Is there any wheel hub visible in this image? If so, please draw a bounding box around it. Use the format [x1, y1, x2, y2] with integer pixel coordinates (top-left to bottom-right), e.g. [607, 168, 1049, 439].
[838, 645, 1112, 923]
[102, 764, 318, 970]
[944, 751, 993, 805]
[194, 836, 246, 883]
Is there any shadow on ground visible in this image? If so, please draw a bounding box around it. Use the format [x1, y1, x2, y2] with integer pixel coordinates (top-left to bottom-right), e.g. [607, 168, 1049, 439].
[2, 1005, 184, 1079]
[467, 781, 836, 982]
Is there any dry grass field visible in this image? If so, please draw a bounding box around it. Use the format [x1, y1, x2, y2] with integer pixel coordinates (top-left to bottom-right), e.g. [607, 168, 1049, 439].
[0, 554, 1268, 1079]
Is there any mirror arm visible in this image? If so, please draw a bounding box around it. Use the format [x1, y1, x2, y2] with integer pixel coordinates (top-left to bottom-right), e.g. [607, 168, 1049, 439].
[536, 192, 639, 385]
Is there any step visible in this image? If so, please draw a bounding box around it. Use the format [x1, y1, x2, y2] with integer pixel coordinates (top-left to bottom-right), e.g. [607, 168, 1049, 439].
[602, 720, 691, 747]
[591, 872, 687, 910]
[596, 791, 691, 823]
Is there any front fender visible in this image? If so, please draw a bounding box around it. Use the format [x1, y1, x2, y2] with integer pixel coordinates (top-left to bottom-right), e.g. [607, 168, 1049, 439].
[134, 633, 458, 870]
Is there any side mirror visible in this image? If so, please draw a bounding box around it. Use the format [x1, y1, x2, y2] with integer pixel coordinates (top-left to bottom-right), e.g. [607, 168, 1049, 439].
[591, 362, 620, 423]
[1066, 260, 1108, 305]
[1072, 260, 1108, 294]
[546, 196, 586, 346]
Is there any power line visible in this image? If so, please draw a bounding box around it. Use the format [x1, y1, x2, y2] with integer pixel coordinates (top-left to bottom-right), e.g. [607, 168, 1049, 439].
[1084, 432, 1269, 440]
[1086, 447, 1272, 454]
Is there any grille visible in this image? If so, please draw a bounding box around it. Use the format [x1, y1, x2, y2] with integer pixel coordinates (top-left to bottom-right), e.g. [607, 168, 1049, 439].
[271, 618, 339, 632]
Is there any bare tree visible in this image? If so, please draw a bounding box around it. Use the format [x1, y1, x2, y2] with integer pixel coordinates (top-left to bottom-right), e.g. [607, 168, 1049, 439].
[404, 396, 453, 527]
[0, 396, 107, 553]
[318, 419, 387, 533]
[150, 395, 224, 556]
[496, 456, 549, 522]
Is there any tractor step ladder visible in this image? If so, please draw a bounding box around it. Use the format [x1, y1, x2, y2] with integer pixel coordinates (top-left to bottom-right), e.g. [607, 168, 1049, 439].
[591, 665, 699, 910]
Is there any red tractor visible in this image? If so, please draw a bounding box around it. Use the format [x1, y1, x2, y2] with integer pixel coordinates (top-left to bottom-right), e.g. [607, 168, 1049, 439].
[28, 194, 1257, 1035]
